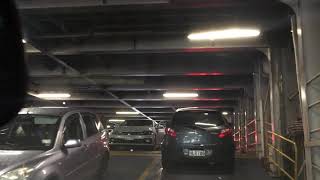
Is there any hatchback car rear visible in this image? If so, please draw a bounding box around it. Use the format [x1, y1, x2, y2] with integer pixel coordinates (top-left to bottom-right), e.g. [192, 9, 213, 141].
[161, 110, 235, 172]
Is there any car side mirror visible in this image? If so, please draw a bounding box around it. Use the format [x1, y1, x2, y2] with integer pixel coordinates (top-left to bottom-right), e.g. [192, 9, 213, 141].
[64, 139, 82, 149]
[0, 1, 27, 126]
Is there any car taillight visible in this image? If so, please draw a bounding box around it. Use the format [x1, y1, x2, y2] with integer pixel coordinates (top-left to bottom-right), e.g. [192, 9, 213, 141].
[165, 128, 177, 138]
[218, 128, 232, 138]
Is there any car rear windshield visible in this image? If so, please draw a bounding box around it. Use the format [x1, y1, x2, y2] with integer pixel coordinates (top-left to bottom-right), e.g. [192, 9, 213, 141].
[120, 120, 153, 127]
[0, 115, 61, 150]
[172, 111, 225, 127]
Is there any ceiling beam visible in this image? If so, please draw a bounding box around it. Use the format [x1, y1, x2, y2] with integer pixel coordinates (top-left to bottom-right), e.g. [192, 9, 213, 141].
[27, 53, 256, 77]
[16, 0, 277, 10]
[25, 36, 267, 55]
[29, 75, 252, 91]
[26, 91, 241, 101]
[16, 0, 170, 9]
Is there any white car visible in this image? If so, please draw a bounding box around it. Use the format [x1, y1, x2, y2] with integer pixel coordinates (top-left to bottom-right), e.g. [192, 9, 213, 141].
[109, 120, 164, 149]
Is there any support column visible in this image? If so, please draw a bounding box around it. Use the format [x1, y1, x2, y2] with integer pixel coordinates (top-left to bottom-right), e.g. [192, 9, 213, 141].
[292, 1, 320, 179]
[254, 61, 265, 159]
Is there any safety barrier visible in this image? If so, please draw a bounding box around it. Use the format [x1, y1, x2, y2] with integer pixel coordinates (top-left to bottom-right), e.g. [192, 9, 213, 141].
[246, 119, 257, 151]
[266, 131, 298, 180]
[233, 119, 257, 152]
[233, 129, 241, 150]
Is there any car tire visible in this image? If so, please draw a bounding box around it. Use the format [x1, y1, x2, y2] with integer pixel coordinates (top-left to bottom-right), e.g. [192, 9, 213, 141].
[96, 154, 109, 179]
[223, 158, 235, 174]
[161, 157, 173, 170]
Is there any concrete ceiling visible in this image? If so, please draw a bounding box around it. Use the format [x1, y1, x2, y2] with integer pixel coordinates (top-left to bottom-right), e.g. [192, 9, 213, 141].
[16, 0, 292, 122]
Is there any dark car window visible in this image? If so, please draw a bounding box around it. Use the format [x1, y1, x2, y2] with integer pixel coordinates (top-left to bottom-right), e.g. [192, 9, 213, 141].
[81, 113, 99, 137]
[172, 111, 225, 127]
[0, 115, 60, 150]
[120, 120, 153, 127]
[63, 113, 84, 142]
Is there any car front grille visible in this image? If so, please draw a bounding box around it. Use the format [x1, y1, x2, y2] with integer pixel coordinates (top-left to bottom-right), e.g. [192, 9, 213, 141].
[118, 131, 152, 135]
[110, 138, 153, 144]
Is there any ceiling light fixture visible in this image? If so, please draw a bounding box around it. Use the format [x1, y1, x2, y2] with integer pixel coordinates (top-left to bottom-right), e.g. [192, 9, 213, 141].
[22, 39, 27, 44]
[191, 88, 224, 91]
[116, 111, 140, 115]
[109, 119, 125, 122]
[188, 28, 261, 41]
[163, 92, 199, 98]
[186, 72, 224, 76]
[39, 107, 69, 109]
[29, 93, 71, 100]
[222, 112, 229, 115]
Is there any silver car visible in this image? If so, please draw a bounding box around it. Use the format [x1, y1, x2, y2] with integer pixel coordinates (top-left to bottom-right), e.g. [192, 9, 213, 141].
[0, 108, 110, 180]
[109, 120, 165, 149]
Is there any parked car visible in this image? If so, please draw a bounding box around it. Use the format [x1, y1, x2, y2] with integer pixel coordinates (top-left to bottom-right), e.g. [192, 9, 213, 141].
[109, 120, 164, 150]
[0, 108, 110, 180]
[161, 109, 235, 172]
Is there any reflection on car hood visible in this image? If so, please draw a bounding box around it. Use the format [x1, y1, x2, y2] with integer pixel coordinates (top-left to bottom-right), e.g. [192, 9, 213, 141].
[0, 150, 43, 171]
[114, 126, 154, 132]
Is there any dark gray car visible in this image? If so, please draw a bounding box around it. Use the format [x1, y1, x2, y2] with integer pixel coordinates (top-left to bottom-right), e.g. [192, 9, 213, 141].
[0, 108, 110, 180]
[161, 109, 235, 172]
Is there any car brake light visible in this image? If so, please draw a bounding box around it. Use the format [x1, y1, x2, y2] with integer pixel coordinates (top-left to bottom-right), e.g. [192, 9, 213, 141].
[218, 128, 232, 138]
[165, 128, 177, 138]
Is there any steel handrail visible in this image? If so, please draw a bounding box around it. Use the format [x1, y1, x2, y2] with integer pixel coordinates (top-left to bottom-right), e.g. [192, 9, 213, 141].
[267, 131, 298, 180]
[247, 130, 256, 137]
[247, 119, 256, 126]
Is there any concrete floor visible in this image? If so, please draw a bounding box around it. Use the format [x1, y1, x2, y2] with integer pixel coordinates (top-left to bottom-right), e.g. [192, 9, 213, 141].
[105, 150, 275, 180]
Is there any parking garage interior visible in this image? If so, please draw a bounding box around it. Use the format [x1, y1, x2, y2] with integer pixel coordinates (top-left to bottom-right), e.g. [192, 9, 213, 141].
[6, 0, 320, 179]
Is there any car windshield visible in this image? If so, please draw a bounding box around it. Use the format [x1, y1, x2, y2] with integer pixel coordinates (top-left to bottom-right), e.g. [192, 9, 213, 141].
[0, 115, 61, 151]
[172, 111, 225, 127]
[120, 120, 153, 127]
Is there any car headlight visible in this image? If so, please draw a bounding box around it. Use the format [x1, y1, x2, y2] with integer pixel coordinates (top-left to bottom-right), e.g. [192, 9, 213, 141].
[0, 167, 34, 180]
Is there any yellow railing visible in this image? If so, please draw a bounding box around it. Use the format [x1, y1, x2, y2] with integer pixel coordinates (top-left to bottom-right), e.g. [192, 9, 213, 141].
[267, 131, 298, 180]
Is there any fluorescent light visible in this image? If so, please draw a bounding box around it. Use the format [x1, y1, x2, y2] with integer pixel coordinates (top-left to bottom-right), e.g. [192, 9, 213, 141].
[39, 106, 68, 109]
[188, 28, 261, 41]
[29, 93, 71, 100]
[0, 151, 23, 155]
[22, 39, 27, 44]
[18, 111, 33, 115]
[297, 28, 302, 36]
[222, 112, 229, 115]
[163, 92, 199, 98]
[116, 111, 140, 115]
[109, 119, 125, 122]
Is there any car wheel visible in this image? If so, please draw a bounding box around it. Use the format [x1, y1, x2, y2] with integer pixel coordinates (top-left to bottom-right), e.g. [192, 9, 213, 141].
[96, 154, 109, 179]
[223, 158, 235, 174]
[161, 157, 172, 170]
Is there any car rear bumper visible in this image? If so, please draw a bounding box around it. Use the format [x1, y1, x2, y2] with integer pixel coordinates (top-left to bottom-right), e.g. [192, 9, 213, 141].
[162, 143, 234, 164]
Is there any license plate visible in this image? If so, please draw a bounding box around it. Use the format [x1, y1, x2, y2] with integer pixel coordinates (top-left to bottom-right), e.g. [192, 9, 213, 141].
[188, 150, 205, 157]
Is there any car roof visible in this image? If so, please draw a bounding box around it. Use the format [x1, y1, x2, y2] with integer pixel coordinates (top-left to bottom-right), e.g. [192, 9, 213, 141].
[18, 107, 94, 116]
